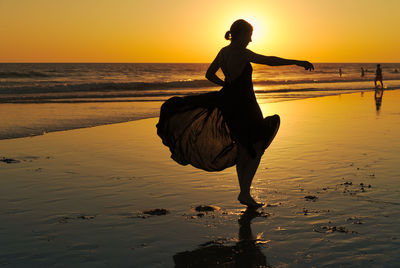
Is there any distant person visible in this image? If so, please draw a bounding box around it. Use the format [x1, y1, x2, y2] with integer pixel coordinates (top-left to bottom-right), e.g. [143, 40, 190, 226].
[339, 68, 342, 77]
[361, 67, 365, 77]
[157, 19, 314, 208]
[374, 64, 383, 87]
[394, 68, 399, 73]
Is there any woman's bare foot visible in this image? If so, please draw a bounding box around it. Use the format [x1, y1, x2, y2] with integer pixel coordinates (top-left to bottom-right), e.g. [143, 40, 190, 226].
[238, 193, 264, 208]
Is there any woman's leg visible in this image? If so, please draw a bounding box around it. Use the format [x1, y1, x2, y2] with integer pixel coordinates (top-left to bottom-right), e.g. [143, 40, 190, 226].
[236, 140, 265, 207]
[236, 115, 280, 207]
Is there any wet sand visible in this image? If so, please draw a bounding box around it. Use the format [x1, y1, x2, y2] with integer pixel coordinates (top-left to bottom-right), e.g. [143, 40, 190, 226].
[1, 90, 400, 267]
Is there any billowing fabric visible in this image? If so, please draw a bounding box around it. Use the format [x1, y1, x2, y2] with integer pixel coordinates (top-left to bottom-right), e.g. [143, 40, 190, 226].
[156, 63, 279, 171]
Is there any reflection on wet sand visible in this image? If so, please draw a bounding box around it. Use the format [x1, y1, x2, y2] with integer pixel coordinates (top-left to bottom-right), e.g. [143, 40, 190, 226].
[374, 87, 384, 114]
[173, 208, 270, 267]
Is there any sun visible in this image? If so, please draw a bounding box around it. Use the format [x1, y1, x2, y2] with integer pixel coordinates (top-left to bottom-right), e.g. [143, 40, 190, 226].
[232, 13, 267, 46]
[243, 17, 263, 42]
[222, 10, 269, 49]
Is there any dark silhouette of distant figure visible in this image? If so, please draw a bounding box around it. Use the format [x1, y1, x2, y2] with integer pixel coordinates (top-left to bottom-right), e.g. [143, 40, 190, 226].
[173, 208, 270, 267]
[394, 68, 399, 73]
[374, 64, 383, 87]
[157, 19, 313, 208]
[361, 67, 365, 77]
[375, 87, 384, 114]
[339, 68, 342, 77]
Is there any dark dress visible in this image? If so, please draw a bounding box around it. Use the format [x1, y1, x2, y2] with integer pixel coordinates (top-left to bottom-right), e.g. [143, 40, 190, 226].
[156, 62, 280, 171]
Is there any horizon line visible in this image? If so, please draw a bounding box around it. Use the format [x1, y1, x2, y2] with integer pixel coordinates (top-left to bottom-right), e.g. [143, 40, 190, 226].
[1, 61, 399, 64]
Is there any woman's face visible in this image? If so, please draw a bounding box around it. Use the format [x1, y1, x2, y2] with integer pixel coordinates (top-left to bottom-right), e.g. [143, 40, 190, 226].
[237, 30, 252, 48]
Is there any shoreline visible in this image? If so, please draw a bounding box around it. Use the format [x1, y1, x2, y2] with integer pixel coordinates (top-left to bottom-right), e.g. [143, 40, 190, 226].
[0, 87, 393, 141]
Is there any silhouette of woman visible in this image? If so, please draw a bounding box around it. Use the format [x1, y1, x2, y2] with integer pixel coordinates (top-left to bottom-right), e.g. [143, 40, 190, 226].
[157, 19, 313, 207]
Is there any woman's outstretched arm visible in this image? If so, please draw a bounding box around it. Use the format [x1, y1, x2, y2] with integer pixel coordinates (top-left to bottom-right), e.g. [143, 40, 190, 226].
[206, 52, 225, 86]
[247, 50, 314, 71]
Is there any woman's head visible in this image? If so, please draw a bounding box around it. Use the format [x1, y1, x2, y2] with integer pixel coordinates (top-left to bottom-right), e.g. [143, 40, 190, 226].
[225, 19, 253, 45]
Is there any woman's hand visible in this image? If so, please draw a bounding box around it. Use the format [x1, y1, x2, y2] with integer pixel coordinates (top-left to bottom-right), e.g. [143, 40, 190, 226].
[298, 61, 314, 71]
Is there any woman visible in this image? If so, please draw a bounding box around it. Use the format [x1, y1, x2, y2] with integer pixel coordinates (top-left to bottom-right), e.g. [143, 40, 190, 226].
[157, 19, 313, 208]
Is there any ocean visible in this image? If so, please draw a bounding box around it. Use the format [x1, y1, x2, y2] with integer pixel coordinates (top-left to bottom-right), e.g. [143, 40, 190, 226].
[1, 62, 400, 139]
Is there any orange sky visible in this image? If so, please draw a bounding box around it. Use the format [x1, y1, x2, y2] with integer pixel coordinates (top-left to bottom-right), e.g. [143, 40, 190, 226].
[1, 0, 399, 63]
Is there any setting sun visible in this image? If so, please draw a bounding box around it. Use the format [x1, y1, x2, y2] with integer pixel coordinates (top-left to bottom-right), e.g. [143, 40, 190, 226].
[241, 16, 266, 44]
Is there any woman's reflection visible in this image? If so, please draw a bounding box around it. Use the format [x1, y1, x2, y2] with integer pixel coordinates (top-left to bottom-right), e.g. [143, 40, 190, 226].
[173, 208, 270, 267]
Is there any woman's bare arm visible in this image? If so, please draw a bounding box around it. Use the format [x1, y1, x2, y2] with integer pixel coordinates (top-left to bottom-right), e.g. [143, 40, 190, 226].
[247, 50, 314, 71]
[205, 52, 225, 86]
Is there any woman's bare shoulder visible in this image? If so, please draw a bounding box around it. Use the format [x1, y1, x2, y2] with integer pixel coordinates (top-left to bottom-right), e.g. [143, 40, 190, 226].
[216, 46, 232, 64]
[218, 46, 230, 56]
[220, 45, 250, 59]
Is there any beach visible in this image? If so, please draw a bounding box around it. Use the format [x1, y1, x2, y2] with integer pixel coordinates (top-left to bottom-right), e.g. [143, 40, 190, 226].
[1, 89, 399, 267]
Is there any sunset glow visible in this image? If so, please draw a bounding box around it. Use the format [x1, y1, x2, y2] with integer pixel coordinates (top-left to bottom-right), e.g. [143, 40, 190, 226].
[1, 0, 400, 62]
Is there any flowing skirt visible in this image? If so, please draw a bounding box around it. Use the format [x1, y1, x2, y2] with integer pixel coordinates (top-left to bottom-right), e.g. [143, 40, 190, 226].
[156, 91, 280, 171]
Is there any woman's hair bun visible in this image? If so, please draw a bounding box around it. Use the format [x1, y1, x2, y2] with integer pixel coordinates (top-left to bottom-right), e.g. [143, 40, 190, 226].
[224, 30, 231, 40]
[225, 19, 253, 41]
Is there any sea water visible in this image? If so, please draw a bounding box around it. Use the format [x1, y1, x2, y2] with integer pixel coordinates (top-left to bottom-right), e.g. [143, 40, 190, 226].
[1, 63, 400, 139]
